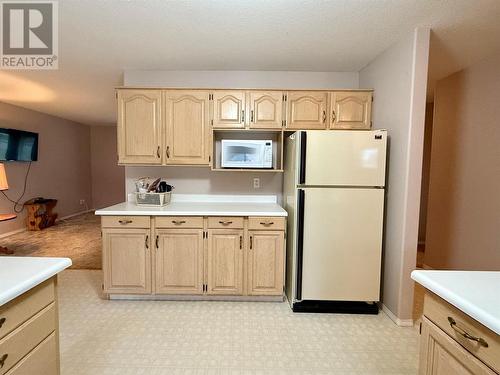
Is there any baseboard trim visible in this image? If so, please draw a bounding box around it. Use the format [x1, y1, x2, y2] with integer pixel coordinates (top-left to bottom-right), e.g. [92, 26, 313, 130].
[0, 227, 26, 239]
[108, 294, 284, 302]
[381, 304, 414, 327]
[57, 209, 95, 221]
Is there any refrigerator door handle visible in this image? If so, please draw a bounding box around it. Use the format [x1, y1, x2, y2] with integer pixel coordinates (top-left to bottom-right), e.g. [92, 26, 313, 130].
[299, 131, 307, 185]
[296, 189, 305, 301]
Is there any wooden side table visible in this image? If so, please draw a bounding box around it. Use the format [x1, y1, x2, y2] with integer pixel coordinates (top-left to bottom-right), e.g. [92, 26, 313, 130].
[0, 213, 17, 254]
[24, 198, 58, 231]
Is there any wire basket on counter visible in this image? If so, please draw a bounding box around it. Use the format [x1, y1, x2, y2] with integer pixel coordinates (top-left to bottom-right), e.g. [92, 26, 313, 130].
[135, 191, 171, 207]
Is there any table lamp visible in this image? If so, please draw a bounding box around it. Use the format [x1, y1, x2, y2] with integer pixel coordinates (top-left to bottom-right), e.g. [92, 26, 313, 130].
[0, 163, 8, 191]
[0, 163, 16, 255]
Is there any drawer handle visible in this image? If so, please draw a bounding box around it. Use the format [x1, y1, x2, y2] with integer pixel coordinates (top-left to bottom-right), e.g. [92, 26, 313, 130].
[145, 235, 149, 249]
[118, 219, 133, 225]
[172, 220, 186, 225]
[447, 317, 489, 347]
[0, 317, 5, 329]
[219, 220, 233, 225]
[0, 354, 8, 369]
[260, 221, 274, 226]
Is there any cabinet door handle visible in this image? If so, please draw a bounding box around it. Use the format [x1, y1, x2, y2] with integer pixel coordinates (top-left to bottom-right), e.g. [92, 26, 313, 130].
[218, 220, 233, 225]
[241, 110, 245, 123]
[250, 110, 254, 122]
[322, 110, 326, 123]
[145, 235, 149, 249]
[331, 110, 336, 123]
[239, 235, 242, 249]
[0, 317, 5, 329]
[118, 219, 133, 225]
[0, 353, 7, 369]
[172, 220, 186, 225]
[447, 317, 489, 347]
[249, 236, 253, 249]
[166, 146, 170, 158]
[156, 146, 160, 158]
[260, 221, 274, 226]
[155, 235, 159, 248]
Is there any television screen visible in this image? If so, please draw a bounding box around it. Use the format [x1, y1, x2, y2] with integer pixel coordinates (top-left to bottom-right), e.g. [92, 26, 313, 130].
[0, 128, 38, 162]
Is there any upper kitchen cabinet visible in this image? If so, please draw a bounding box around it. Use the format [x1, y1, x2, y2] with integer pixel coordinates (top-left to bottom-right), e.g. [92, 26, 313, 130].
[286, 91, 328, 130]
[117, 89, 163, 164]
[248, 91, 283, 129]
[164, 91, 210, 165]
[212, 91, 246, 129]
[330, 91, 372, 130]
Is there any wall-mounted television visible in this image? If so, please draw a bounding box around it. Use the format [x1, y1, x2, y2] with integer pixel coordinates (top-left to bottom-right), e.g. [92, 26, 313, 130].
[0, 128, 38, 162]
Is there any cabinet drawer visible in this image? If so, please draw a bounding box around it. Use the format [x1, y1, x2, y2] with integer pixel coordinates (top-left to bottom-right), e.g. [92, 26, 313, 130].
[0, 279, 54, 340]
[207, 217, 244, 229]
[4, 333, 57, 375]
[155, 216, 203, 229]
[101, 216, 150, 228]
[424, 291, 500, 372]
[248, 217, 285, 231]
[0, 303, 56, 375]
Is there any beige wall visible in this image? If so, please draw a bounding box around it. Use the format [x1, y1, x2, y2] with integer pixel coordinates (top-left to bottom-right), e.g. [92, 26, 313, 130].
[418, 103, 434, 243]
[90, 126, 125, 209]
[424, 52, 500, 270]
[0, 102, 92, 234]
[359, 28, 430, 324]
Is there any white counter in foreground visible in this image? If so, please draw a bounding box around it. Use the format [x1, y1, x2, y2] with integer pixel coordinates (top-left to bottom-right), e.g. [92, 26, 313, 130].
[95, 194, 287, 217]
[411, 270, 500, 335]
[0, 256, 72, 306]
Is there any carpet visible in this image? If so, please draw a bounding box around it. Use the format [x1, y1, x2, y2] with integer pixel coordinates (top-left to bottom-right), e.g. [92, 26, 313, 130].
[0, 211, 101, 269]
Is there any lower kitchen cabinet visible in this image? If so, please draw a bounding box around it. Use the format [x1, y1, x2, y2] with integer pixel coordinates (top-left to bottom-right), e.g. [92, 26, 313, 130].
[206, 229, 244, 295]
[154, 229, 204, 294]
[419, 316, 495, 375]
[247, 231, 284, 296]
[102, 228, 152, 294]
[100, 215, 285, 299]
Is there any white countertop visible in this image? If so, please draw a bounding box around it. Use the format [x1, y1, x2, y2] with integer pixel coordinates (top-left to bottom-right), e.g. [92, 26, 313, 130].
[0, 257, 72, 306]
[95, 194, 287, 217]
[411, 270, 500, 334]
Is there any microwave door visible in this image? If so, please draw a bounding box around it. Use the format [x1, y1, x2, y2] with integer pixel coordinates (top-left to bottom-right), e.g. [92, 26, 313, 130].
[223, 144, 261, 168]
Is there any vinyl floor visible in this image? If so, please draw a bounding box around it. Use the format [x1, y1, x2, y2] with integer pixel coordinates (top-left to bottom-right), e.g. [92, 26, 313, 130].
[58, 270, 420, 375]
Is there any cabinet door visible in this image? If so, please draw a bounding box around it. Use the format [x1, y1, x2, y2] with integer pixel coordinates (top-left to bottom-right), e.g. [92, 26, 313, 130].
[164, 91, 210, 165]
[330, 91, 372, 129]
[154, 229, 204, 294]
[419, 317, 496, 375]
[102, 228, 151, 294]
[286, 91, 328, 130]
[207, 229, 244, 295]
[212, 91, 245, 129]
[117, 89, 162, 164]
[247, 231, 284, 296]
[249, 91, 283, 129]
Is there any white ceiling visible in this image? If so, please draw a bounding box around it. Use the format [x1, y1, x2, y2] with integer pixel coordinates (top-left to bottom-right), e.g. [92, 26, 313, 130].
[1, 0, 500, 126]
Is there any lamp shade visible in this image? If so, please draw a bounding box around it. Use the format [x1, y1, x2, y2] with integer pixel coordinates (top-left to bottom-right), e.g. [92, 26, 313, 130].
[0, 163, 9, 191]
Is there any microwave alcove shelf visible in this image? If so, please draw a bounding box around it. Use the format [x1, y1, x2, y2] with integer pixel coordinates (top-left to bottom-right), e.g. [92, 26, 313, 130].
[116, 88, 373, 169]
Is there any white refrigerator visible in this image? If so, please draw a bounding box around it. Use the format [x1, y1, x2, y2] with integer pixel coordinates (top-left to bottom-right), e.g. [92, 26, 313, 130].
[283, 130, 387, 313]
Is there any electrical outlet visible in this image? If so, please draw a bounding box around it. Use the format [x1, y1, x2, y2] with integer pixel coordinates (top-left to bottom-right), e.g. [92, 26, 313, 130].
[79, 199, 86, 205]
[253, 178, 260, 189]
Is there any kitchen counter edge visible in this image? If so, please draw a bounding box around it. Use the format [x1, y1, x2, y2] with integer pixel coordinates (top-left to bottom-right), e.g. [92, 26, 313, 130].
[0, 257, 72, 307]
[411, 270, 500, 335]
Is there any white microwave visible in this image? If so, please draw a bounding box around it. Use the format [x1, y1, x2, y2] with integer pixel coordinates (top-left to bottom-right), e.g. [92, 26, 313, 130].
[221, 139, 273, 169]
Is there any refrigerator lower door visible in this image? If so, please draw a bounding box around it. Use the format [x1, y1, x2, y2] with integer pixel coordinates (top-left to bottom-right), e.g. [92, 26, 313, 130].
[300, 130, 387, 187]
[299, 187, 384, 302]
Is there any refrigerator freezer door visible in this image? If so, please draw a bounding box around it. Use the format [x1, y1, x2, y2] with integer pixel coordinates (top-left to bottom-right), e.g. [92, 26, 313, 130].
[299, 187, 384, 302]
[300, 130, 387, 187]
